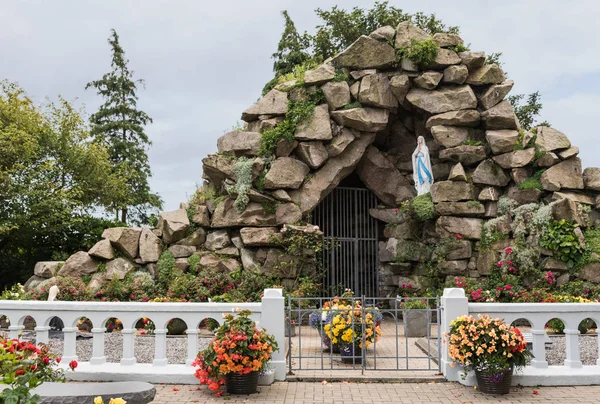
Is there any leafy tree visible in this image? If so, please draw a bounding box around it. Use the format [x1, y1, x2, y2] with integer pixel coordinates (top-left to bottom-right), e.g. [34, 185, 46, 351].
[86, 29, 162, 224]
[272, 11, 311, 77]
[508, 91, 550, 130]
[0, 81, 125, 289]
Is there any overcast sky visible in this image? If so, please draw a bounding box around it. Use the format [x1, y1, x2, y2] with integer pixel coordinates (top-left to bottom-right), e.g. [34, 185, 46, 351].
[1, 0, 599, 211]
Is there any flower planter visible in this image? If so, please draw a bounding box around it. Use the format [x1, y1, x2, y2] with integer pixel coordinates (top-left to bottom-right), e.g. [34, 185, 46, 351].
[284, 323, 297, 337]
[475, 368, 513, 395]
[258, 370, 275, 386]
[340, 344, 363, 364]
[225, 371, 259, 394]
[403, 310, 428, 337]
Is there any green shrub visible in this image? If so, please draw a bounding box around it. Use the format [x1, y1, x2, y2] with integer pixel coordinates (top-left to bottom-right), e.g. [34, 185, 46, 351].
[448, 44, 469, 53]
[168, 274, 211, 302]
[260, 98, 318, 155]
[540, 219, 584, 268]
[157, 250, 177, 292]
[410, 193, 435, 221]
[187, 254, 202, 275]
[397, 38, 438, 66]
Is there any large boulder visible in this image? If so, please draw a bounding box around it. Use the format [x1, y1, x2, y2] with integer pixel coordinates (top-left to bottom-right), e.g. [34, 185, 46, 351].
[295, 104, 333, 141]
[481, 100, 519, 130]
[202, 154, 234, 188]
[168, 244, 196, 258]
[479, 80, 514, 110]
[369, 25, 396, 41]
[405, 85, 477, 114]
[584, 168, 600, 191]
[333, 35, 396, 69]
[217, 131, 261, 157]
[326, 128, 355, 157]
[579, 263, 600, 283]
[138, 227, 163, 263]
[359, 73, 398, 109]
[424, 49, 462, 70]
[413, 71, 443, 90]
[442, 65, 468, 84]
[57, 252, 98, 277]
[356, 146, 415, 205]
[466, 64, 505, 85]
[438, 260, 468, 275]
[430, 181, 474, 202]
[177, 228, 206, 247]
[264, 157, 310, 189]
[507, 187, 543, 205]
[485, 130, 519, 154]
[241, 89, 288, 121]
[321, 81, 351, 110]
[395, 21, 429, 48]
[534, 126, 571, 152]
[289, 133, 375, 214]
[212, 199, 276, 227]
[458, 51, 485, 70]
[240, 227, 280, 247]
[304, 63, 335, 85]
[472, 160, 511, 186]
[88, 239, 115, 260]
[205, 230, 231, 251]
[439, 145, 487, 166]
[551, 197, 586, 226]
[433, 33, 463, 47]
[389, 74, 411, 103]
[105, 258, 136, 280]
[191, 205, 210, 227]
[101, 227, 141, 259]
[296, 141, 328, 169]
[540, 158, 584, 191]
[430, 126, 471, 148]
[330, 108, 389, 131]
[558, 147, 579, 160]
[435, 201, 485, 217]
[537, 152, 560, 168]
[276, 203, 303, 225]
[426, 110, 480, 129]
[369, 209, 410, 224]
[34, 261, 62, 279]
[157, 209, 190, 244]
[448, 163, 467, 182]
[436, 216, 483, 240]
[492, 149, 536, 169]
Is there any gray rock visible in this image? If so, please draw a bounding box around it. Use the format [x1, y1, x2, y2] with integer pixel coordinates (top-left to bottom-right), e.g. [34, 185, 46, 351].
[205, 229, 231, 251]
[479, 80, 514, 110]
[158, 209, 190, 244]
[202, 154, 234, 188]
[438, 260, 468, 275]
[105, 258, 135, 280]
[369, 25, 396, 41]
[466, 64, 505, 85]
[414, 71, 443, 90]
[87, 272, 106, 293]
[34, 262, 62, 279]
[88, 239, 115, 260]
[540, 158, 584, 191]
[240, 248, 260, 271]
[485, 130, 519, 154]
[261, 248, 304, 278]
[442, 65, 468, 84]
[304, 63, 335, 85]
[350, 81, 360, 100]
[435, 201, 485, 217]
[426, 110, 480, 129]
[177, 228, 206, 247]
[492, 148, 536, 169]
[102, 227, 141, 259]
[322, 81, 351, 110]
[330, 107, 389, 131]
[478, 187, 500, 201]
[264, 157, 310, 189]
[431, 181, 474, 202]
[333, 35, 396, 69]
[296, 141, 329, 169]
[17, 381, 156, 404]
[458, 51, 485, 70]
[448, 163, 467, 182]
[289, 133, 376, 214]
[327, 128, 355, 157]
[369, 208, 409, 224]
[191, 205, 210, 227]
[405, 85, 477, 114]
[356, 145, 415, 206]
[584, 168, 600, 191]
[433, 33, 463, 47]
[138, 227, 163, 263]
[537, 152, 560, 168]
[507, 187, 543, 205]
[552, 192, 595, 206]
[57, 252, 98, 277]
[558, 146, 579, 160]
[359, 73, 398, 108]
[217, 131, 261, 157]
[430, 125, 471, 148]
[472, 159, 511, 186]
[389, 74, 411, 103]
[168, 244, 196, 258]
[276, 203, 303, 225]
[214, 247, 240, 257]
[271, 189, 292, 202]
[436, 216, 483, 240]
[481, 100, 519, 130]
[551, 197, 586, 226]
[439, 145, 487, 166]
[247, 116, 284, 133]
[534, 126, 571, 152]
[275, 138, 298, 157]
[511, 168, 530, 185]
[395, 21, 429, 48]
[211, 198, 276, 227]
[579, 263, 600, 283]
[295, 104, 333, 141]
[425, 48, 462, 70]
[242, 89, 288, 121]
[240, 227, 280, 246]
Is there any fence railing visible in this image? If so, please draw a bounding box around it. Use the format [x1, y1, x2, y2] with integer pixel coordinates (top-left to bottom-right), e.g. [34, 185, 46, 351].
[0, 288, 286, 383]
[441, 288, 600, 386]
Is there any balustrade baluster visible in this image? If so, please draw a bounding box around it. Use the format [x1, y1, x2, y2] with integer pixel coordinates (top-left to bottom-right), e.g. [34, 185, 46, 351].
[564, 328, 583, 368]
[120, 328, 136, 365]
[186, 328, 199, 366]
[8, 324, 24, 339]
[34, 325, 50, 345]
[62, 327, 78, 362]
[153, 328, 168, 366]
[90, 327, 106, 365]
[529, 328, 548, 369]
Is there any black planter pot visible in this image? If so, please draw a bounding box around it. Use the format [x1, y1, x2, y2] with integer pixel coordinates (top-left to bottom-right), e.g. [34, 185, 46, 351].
[475, 368, 513, 395]
[340, 344, 363, 364]
[225, 371, 259, 394]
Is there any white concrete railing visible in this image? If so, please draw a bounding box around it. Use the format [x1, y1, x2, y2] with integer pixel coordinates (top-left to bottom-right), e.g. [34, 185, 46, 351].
[0, 288, 286, 384]
[441, 288, 600, 386]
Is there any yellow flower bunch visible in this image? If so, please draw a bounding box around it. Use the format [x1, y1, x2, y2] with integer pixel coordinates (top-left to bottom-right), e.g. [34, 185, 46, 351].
[553, 295, 593, 303]
[94, 397, 126, 404]
[324, 305, 381, 348]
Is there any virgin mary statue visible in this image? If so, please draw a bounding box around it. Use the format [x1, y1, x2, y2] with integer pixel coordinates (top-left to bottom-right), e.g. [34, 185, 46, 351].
[412, 136, 434, 195]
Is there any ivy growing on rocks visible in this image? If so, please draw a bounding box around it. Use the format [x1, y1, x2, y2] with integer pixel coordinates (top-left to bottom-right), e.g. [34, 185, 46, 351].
[230, 157, 255, 212]
[396, 38, 438, 66]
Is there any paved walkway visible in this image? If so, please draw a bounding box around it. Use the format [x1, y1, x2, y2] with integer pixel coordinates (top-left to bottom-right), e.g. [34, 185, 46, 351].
[153, 382, 600, 403]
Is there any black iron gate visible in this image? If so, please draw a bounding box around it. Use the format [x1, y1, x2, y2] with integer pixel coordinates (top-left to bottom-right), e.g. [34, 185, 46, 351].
[313, 187, 379, 297]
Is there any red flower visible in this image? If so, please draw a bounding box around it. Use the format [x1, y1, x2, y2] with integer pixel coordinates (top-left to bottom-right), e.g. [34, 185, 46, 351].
[504, 247, 513, 255]
[15, 369, 24, 376]
[394, 208, 399, 213]
[504, 285, 512, 291]
[56, 357, 61, 364]
[496, 261, 504, 267]
[208, 382, 220, 391]
[533, 390, 539, 395]
[69, 360, 78, 370]
[455, 233, 463, 239]
[172, 387, 179, 392]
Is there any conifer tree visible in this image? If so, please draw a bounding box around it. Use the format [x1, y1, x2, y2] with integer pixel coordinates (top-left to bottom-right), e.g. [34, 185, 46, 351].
[271, 11, 310, 77]
[86, 29, 161, 224]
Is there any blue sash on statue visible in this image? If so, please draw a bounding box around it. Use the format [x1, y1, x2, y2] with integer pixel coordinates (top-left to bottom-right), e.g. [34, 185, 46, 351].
[417, 155, 433, 185]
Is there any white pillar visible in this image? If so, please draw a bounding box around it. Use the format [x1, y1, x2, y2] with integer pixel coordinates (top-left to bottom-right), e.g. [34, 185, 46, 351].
[440, 288, 469, 382]
[186, 329, 199, 366]
[35, 326, 50, 346]
[530, 328, 548, 369]
[120, 329, 136, 366]
[153, 329, 168, 366]
[564, 328, 583, 368]
[8, 325, 24, 340]
[261, 288, 286, 381]
[62, 327, 78, 362]
[90, 327, 106, 365]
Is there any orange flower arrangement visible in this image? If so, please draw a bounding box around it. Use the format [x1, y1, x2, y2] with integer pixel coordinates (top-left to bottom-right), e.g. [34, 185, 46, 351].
[192, 309, 278, 394]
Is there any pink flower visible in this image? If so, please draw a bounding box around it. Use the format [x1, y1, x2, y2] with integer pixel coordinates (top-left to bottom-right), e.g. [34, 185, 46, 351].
[507, 261, 513, 266]
[504, 285, 512, 291]
[455, 233, 463, 240]
[504, 247, 513, 255]
[496, 261, 504, 267]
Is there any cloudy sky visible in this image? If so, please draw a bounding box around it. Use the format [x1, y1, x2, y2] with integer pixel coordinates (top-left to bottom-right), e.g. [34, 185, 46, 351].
[1, 0, 599, 211]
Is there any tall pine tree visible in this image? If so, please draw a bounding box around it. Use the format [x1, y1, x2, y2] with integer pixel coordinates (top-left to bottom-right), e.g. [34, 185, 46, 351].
[86, 29, 162, 224]
[271, 11, 310, 77]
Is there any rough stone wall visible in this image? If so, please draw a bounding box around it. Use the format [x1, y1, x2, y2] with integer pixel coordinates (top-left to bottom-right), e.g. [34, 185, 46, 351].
[24, 22, 600, 298]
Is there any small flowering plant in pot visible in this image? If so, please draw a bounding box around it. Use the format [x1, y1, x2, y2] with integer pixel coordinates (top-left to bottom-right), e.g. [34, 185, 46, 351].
[193, 309, 278, 396]
[401, 298, 429, 338]
[446, 314, 533, 395]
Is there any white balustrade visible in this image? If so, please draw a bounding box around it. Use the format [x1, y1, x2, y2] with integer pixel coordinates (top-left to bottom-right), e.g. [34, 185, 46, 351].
[0, 288, 286, 383]
[441, 288, 600, 386]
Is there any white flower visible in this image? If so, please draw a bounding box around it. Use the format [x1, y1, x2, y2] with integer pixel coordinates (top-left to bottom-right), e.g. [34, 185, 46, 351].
[321, 312, 327, 321]
[313, 225, 319, 231]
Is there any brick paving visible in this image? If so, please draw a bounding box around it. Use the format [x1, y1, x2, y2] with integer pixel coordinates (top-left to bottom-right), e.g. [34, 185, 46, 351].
[153, 382, 600, 403]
